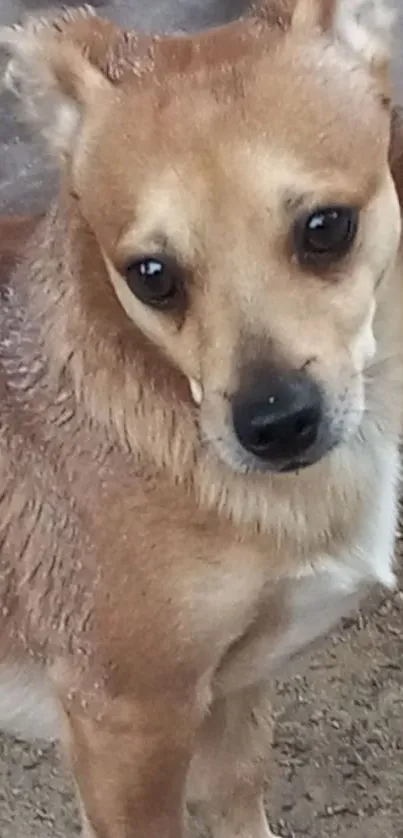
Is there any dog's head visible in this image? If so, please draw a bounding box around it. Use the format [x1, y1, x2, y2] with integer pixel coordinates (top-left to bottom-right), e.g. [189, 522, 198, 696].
[1, 0, 400, 475]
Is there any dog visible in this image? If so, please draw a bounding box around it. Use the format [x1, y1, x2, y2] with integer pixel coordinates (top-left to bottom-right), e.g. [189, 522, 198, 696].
[0, 1, 402, 836]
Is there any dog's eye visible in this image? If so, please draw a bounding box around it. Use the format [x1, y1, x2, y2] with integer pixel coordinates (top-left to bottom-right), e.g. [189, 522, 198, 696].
[294, 206, 358, 267]
[124, 256, 178, 308]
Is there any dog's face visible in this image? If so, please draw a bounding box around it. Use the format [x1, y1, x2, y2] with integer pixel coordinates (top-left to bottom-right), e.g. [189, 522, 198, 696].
[2, 0, 400, 474]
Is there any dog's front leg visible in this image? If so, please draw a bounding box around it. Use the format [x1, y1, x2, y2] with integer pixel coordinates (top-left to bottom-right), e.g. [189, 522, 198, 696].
[187, 683, 277, 838]
[59, 687, 202, 838]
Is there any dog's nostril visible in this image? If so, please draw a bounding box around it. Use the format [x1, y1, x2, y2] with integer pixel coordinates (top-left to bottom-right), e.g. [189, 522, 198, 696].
[250, 427, 271, 451]
[249, 405, 318, 450]
[293, 406, 319, 440]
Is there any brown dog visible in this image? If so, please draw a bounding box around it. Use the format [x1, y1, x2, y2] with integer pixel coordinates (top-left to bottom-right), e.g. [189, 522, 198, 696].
[0, 2, 402, 836]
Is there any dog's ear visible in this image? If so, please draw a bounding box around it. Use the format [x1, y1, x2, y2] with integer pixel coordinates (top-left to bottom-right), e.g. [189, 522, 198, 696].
[0, 6, 112, 158]
[292, 0, 395, 72]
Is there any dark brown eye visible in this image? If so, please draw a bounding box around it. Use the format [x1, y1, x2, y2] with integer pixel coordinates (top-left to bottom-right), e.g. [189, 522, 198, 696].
[124, 256, 179, 308]
[294, 206, 358, 267]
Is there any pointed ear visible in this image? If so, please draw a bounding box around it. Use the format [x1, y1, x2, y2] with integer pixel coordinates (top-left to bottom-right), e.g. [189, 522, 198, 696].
[292, 0, 396, 72]
[0, 7, 112, 159]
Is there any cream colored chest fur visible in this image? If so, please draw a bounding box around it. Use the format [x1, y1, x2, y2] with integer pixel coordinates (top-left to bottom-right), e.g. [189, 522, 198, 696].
[217, 440, 399, 694]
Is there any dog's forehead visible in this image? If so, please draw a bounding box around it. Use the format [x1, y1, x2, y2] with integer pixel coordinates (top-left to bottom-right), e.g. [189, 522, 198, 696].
[105, 29, 387, 169]
[81, 25, 390, 247]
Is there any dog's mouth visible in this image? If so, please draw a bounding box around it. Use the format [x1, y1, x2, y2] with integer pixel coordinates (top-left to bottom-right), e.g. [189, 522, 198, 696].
[198, 409, 342, 475]
[273, 438, 341, 474]
[207, 433, 339, 476]
[199, 402, 353, 476]
[275, 457, 321, 474]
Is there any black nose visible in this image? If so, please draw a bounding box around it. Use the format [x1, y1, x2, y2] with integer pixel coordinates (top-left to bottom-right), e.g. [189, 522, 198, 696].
[232, 372, 322, 469]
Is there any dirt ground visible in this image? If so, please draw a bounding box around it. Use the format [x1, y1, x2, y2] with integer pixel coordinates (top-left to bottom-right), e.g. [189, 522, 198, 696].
[1, 2, 403, 837]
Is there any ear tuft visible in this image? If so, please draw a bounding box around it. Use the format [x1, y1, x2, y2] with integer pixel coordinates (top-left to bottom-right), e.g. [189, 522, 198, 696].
[16, 4, 96, 34]
[0, 6, 108, 158]
[334, 0, 396, 69]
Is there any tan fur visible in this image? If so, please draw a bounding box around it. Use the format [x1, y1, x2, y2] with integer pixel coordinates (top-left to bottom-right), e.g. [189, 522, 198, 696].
[0, 2, 402, 837]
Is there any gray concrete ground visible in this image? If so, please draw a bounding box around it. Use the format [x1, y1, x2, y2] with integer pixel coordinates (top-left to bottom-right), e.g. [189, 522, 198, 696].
[1, 2, 403, 837]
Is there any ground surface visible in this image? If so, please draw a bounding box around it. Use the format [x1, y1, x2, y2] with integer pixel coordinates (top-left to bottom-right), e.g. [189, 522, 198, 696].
[1, 1, 403, 837]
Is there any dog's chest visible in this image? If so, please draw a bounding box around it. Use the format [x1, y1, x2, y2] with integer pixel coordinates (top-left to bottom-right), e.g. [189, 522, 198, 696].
[217, 447, 399, 694]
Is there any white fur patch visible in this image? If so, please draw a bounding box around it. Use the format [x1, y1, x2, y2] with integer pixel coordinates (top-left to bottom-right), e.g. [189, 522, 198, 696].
[351, 299, 376, 371]
[218, 437, 399, 694]
[269, 438, 399, 668]
[190, 378, 203, 406]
